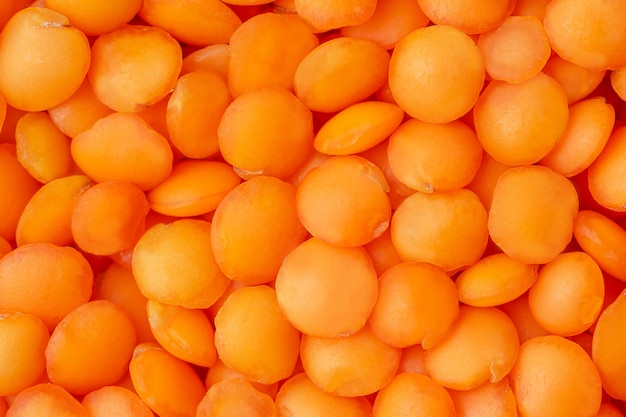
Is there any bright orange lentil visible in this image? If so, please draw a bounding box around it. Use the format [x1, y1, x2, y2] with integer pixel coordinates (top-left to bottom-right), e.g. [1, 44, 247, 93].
[417, 0, 515, 34]
[296, 155, 391, 247]
[14, 112, 74, 184]
[391, 188, 488, 273]
[82, 386, 155, 417]
[166, 71, 231, 159]
[448, 377, 518, 417]
[424, 305, 519, 391]
[339, 0, 430, 50]
[88, 25, 182, 113]
[0, 311, 49, 396]
[588, 126, 626, 212]
[139, 0, 241, 46]
[196, 378, 277, 417]
[45, 0, 142, 35]
[542, 55, 607, 104]
[363, 227, 403, 276]
[474, 73, 569, 166]
[6, 383, 87, 417]
[0, 144, 41, 242]
[456, 253, 539, 307]
[387, 118, 483, 193]
[294, 0, 376, 32]
[71, 112, 173, 191]
[275, 237, 378, 338]
[294, 36, 390, 113]
[477, 15, 550, 84]
[211, 175, 306, 285]
[0, 7, 90, 112]
[488, 165, 579, 264]
[314, 101, 404, 155]
[499, 293, 550, 343]
[543, 0, 626, 70]
[300, 324, 401, 397]
[373, 372, 456, 417]
[573, 210, 626, 282]
[45, 300, 137, 395]
[214, 285, 301, 385]
[512, 0, 550, 19]
[227, 12, 318, 97]
[0, 243, 92, 330]
[132, 218, 231, 309]
[146, 299, 217, 368]
[275, 372, 372, 417]
[205, 358, 279, 400]
[510, 335, 602, 417]
[368, 262, 459, 349]
[540, 97, 615, 177]
[389, 24, 484, 123]
[129, 343, 206, 417]
[147, 160, 241, 217]
[71, 181, 149, 256]
[218, 86, 314, 179]
[180, 44, 230, 79]
[528, 251, 605, 336]
[47, 79, 114, 139]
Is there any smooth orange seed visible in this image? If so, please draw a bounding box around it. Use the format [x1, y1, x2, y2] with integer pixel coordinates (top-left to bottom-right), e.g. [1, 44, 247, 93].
[588, 126, 626, 212]
[6, 383, 87, 417]
[542, 55, 606, 104]
[180, 44, 230, 79]
[197, 378, 277, 417]
[82, 386, 155, 417]
[294, 0, 377, 32]
[417, 0, 515, 34]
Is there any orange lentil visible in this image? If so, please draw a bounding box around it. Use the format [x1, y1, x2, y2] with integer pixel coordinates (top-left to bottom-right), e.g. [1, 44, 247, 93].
[363, 227, 403, 276]
[373, 372, 456, 417]
[510, 335, 602, 417]
[0, 243, 92, 330]
[542, 55, 607, 104]
[0, 311, 49, 396]
[300, 324, 401, 397]
[275, 372, 372, 417]
[488, 165, 579, 264]
[417, 0, 515, 34]
[166, 71, 231, 159]
[573, 210, 626, 282]
[129, 343, 206, 417]
[81, 386, 155, 417]
[211, 175, 306, 285]
[456, 253, 539, 307]
[71, 112, 173, 191]
[293, 0, 376, 32]
[45, 300, 137, 395]
[447, 377, 518, 417]
[196, 378, 277, 417]
[0, 144, 41, 242]
[0, 7, 90, 112]
[146, 299, 217, 368]
[391, 188, 488, 273]
[14, 112, 74, 184]
[588, 126, 626, 211]
[499, 293, 550, 343]
[387, 118, 483, 193]
[424, 305, 519, 391]
[294, 36, 390, 113]
[473, 73, 569, 166]
[147, 160, 241, 217]
[339, 0, 430, 50]
[44, 0, 142, 35]
[88, 25, 182, 113]
[313, 101, 404, 155]
[388, 24, 484, 123]
[47, 79, 113, 139]
[227, 12, 318, 97]
[512, 0, 550, 19]
[543, 0, 626, 70]
[295, 155, 391, 247]
[218, 86, 314, 179]
[132, 219, 231, 309]
[139, 0, 241, 46]
[592, 289, 626, 400]
[71, 181, 149, 256]
[541, 97, 615, 177]
[214, 285, 301, 385]
[275, 237, 378, 338]
[205, 358, 279, 399]
[180, 44, 230, 79]
[368, 262, 459, 349]
[6, 383, 87, 417]
[477, 15, 551, 84]
[92, 262, 155, 344]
